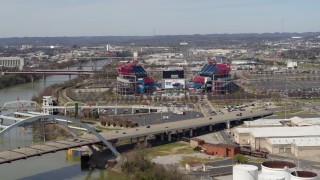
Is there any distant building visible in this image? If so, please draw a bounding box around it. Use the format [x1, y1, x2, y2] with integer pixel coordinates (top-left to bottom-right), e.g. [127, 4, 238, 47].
[231, 60, 257, 70]
[0, 57, 24, 70]
[287, 60, 297, 69]
[162, 69, 186, 95]
[21, 45, 33, 50]
[214, 56, 228, 63]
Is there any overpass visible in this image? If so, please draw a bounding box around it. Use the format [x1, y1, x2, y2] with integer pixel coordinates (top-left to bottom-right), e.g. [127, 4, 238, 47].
[0, 100, 166, 115]
[42, 105, 166, 115]
[0, 109, 272, 164]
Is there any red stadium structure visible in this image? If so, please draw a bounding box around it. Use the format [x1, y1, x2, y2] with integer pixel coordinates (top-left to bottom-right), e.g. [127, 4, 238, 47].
[116, 61, 155, 95]
[192, 60, 233, 94]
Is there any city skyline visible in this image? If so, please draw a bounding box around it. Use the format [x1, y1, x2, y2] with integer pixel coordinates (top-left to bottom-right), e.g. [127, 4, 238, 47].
[0, 0, 319, 37]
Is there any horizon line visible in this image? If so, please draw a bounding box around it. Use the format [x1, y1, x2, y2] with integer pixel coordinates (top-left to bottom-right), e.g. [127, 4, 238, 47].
[1, 31, 320, 39]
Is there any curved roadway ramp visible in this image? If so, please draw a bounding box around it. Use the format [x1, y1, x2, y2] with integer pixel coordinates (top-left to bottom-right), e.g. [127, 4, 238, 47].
[0, 109, 272, 164]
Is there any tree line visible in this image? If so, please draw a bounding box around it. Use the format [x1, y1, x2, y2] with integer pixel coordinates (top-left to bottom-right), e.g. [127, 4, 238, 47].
[0, 74, 40, 89]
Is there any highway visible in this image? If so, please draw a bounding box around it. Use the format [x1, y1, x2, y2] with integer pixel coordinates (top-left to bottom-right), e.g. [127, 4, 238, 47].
[0, 109, 272, 164]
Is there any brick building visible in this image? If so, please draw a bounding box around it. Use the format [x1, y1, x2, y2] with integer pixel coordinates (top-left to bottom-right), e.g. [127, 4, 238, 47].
[203, 143, 240, 157]
[190, 138, 205, 147]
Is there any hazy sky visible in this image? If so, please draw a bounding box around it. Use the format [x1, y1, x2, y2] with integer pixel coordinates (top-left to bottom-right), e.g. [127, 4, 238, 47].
[0, 0, 319, 37]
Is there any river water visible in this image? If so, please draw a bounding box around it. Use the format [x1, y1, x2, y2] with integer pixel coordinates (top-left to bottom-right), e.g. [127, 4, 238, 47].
[0, 66, 126, 179]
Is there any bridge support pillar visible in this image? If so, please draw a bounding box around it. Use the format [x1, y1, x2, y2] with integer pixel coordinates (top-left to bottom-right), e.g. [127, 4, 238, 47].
[182, 129, 186, 136]
[132, 108, 134, 115]
[130, 138, 133, 144]
[144, 136, 148, 146]
[148, 108, 150, 114]
[190, 129, 193, 137]
[226, 120, 230, 129]
[168, 132, 172, 142]
[160, 133, 164, 141]
[87, 145, 98, 153]
[64, 108, 67, 115]
[209, 125, 213, 132]
[31, 75, 34, 84]
[43, 75, 46, 80]
[114, 108, 117, 115]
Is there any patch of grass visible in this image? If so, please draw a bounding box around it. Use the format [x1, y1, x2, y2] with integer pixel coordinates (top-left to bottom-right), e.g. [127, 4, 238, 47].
[296, 98, 320, 103]
[180, 156, 224, 166]
[145, 142, 194, 157]
[95, 125, 122, 131]
[274, 109, 303, 116]
[273, 101, 293, 106]
[248, 157, 266, 163]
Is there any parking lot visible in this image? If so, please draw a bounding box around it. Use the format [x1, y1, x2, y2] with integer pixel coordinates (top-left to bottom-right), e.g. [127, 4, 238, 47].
[122, 111, 204, 126]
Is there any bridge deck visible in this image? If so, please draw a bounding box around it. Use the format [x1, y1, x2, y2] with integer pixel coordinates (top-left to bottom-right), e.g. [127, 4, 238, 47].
[0, 110, 272, 164]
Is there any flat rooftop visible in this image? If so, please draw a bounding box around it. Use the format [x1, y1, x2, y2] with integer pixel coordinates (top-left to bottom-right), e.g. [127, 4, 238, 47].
[243, 119, 283, 127]
[236, 126, 320, 138]
[267, 137, 320, 146]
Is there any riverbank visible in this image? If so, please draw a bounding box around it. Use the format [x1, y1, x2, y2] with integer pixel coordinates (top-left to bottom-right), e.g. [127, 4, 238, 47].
[0, 74, 40, 89]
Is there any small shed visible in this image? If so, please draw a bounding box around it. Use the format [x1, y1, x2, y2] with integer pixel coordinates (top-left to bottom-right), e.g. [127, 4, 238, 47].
[190, 138, 205, 147]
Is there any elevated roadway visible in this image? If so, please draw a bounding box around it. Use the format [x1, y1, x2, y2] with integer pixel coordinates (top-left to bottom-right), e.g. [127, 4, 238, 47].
[0, 109, 272, 164]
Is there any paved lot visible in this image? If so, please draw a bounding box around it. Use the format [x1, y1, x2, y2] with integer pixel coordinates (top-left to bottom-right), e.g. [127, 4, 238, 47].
[122, 111, 204, 126]
[194, 133, 224, 144]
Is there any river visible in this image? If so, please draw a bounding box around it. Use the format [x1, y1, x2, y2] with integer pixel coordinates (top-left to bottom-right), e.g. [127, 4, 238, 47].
[0, 66, 126, 179]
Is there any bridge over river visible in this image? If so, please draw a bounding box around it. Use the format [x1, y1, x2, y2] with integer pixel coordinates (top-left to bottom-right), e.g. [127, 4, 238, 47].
[0, 109, 272, 164]
[1, 69, 101, 76]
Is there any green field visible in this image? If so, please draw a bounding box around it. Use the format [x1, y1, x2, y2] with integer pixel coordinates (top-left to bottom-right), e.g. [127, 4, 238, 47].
[144, 142, 195, 157]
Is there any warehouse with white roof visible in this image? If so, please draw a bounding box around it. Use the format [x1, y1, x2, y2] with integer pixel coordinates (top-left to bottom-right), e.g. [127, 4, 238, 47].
[265, 137, 320, 156]
[243, 119, 284, 128]
[234, 126, 320, 157]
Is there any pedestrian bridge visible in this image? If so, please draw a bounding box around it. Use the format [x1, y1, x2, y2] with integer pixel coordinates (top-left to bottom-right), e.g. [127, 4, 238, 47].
[0, 109, 272, 164]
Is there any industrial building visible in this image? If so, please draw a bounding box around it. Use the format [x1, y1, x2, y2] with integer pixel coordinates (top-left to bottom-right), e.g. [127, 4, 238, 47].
[190, 138, 205, 147]
[243, 116, 320, 128]
[243, 119, 284, 128]
[116, 61, 156, 95]
[234, 126, 320, 157]
[231, 60, 257, 70]
[265, 137, 320, 157]
[0, 57, 24, 70]
[203, 143, 240, 157]
[191, 60, 234, 94]
[233, 161, 318, 180]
